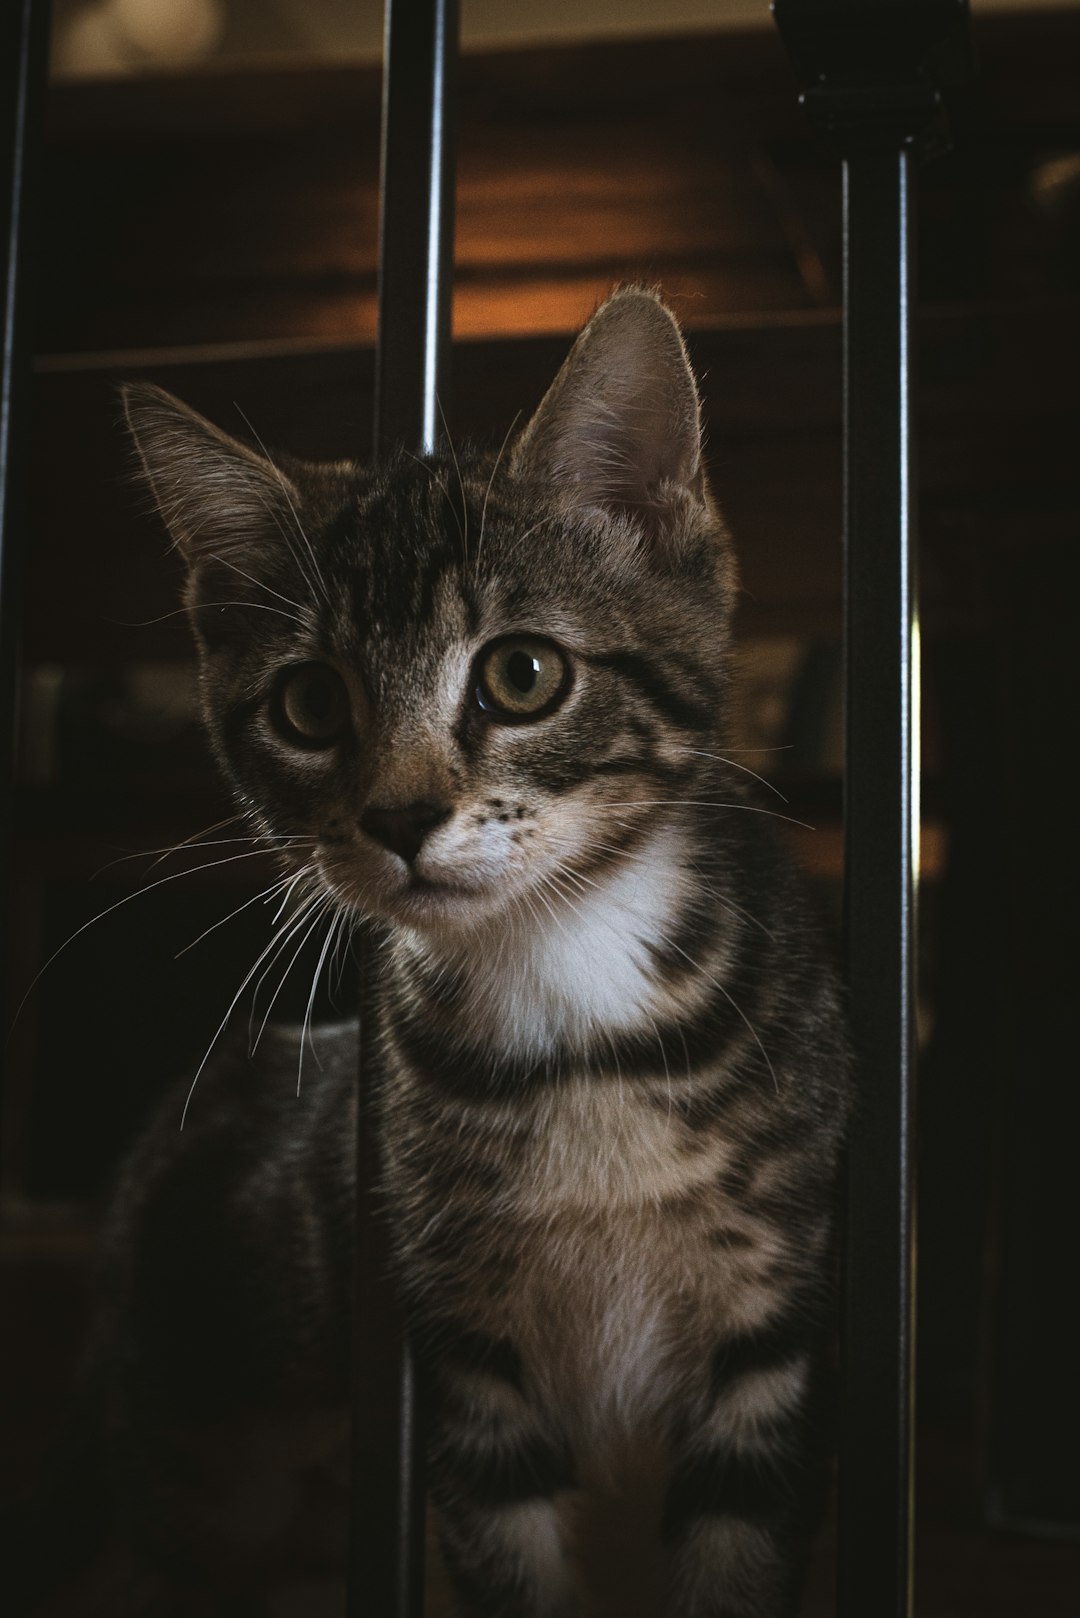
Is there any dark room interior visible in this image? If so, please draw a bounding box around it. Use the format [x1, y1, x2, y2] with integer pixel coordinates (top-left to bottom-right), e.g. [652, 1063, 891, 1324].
[2, 2, 1079, 1613]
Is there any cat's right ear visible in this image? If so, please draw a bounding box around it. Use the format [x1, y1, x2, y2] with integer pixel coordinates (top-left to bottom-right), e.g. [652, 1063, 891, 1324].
[508, 288, 709, 556]
[121, 383, 299, 563]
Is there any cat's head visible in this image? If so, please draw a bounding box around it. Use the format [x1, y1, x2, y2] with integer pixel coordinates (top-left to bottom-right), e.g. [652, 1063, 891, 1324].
[124, 289, 736, 942]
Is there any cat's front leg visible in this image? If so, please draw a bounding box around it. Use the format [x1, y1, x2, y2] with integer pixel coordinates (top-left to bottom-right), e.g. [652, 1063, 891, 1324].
[660, 1334, 817, 1618]
[435, 1492, 578, 1618]
[425, 1364, 578, 1618]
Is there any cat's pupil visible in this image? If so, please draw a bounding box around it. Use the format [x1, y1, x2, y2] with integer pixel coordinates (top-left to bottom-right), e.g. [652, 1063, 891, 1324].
[276, 662, 350, 746]
[304, 678, 332, 718]
[474, 636, 569, 722]
[507, 650, 540, 693]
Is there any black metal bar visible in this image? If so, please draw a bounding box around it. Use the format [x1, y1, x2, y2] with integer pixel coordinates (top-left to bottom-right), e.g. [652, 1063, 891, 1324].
[373, 0, 459, 458]
[770, 3, 974, 1615]
[839, 140, 918, 1618]
[1, 0, 49, 1037]
[348, 4, 458, 1615]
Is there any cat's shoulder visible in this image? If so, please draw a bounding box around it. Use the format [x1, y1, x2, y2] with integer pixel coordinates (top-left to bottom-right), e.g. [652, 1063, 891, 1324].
[104, 1018, 359, 1235]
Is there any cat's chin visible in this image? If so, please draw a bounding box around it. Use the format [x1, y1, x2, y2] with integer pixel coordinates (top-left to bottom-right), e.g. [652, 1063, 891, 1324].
[380, 871, 506, 933]
[316, 854, 500, 933]
[402, 873, 482, 904]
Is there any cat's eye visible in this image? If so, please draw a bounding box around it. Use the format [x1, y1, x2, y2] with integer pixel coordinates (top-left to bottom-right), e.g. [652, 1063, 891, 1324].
[272, 662, 352, 748]
[475, 636, 571, 722]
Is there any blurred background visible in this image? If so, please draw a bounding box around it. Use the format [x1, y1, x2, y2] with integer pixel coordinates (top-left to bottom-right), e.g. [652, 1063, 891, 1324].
[3, 1, 1079, 1612]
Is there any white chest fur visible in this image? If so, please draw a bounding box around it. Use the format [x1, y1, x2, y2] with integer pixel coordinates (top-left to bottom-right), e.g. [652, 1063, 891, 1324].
[418, 825, 693, 1060]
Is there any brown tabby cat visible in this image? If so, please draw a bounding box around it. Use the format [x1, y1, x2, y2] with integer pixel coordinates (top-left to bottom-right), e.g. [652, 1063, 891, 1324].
[79, 288, 852, 1617]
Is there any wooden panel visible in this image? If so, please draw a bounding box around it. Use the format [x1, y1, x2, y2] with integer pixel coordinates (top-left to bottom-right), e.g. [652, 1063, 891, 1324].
[35, 31, 832, 357]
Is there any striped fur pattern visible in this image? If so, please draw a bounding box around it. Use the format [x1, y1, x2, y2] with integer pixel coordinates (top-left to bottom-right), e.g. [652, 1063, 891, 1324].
[116, 289, 853, 1617]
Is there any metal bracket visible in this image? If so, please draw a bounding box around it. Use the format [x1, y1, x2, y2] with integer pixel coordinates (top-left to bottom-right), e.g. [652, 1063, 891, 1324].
[773, 0, 975, 157]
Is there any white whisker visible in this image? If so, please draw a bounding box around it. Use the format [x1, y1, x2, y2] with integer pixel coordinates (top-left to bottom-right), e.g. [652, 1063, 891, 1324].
[206, 552, 306, 615]
[570, 830, 777, 943]
[113, 600, 305, 628]
[475, 410, 521, 582]
[91, 814, 249, 878]
[249, 889, 329, 1054]
[180, 888, 327, 1130]
[545, 854, 775, 1106]
[271, 865, 313, 927]
[663, 933, 778, 1096]
[437, 395, 469, 562]
[329, 912, 357, 1003]
[234, 404, 333, 611]
[598, 799, 815, 831]
[400, 446, 464, 548]
[682, 747, 787, 801]
[11, 846, 288, 1034]
[175, 872, 300, 959]
[297, 909, 342, 1094]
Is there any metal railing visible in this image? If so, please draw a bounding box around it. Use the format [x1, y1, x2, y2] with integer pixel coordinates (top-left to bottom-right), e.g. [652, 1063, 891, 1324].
[773, 7, 974, 1613]
[349, 7, 458, 1613]
[1, 0, 49, 1089]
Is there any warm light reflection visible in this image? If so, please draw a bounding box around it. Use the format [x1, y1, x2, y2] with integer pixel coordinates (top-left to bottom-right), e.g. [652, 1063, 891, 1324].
[54, 0, 225, 77]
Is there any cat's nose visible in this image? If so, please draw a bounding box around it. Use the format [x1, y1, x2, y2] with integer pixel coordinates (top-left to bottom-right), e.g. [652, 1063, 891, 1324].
[360, 801, 450, 865]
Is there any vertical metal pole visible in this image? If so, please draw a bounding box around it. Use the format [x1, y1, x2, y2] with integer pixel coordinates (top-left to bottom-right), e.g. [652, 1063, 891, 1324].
[1, 0, 48, 1035]
[348, 4, 458, 1615]
[373, 0, 458, 459]
[838, 143, 918, 1618]
[770, 6, 971, 1610]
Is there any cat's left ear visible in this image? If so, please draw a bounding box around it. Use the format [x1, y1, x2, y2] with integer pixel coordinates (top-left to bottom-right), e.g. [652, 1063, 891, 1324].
[510, 287, 710, 553]
[122, 383, 300, 563]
